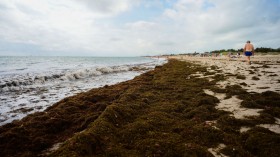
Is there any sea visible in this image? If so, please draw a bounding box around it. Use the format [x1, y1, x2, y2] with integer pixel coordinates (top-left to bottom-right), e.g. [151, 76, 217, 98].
[0, 56, 166, 126]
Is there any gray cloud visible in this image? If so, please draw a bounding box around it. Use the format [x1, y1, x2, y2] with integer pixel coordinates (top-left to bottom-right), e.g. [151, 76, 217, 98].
[161, 0, 280, 51]
[81, 0, 138, 15]
[0, 0, 279, 56]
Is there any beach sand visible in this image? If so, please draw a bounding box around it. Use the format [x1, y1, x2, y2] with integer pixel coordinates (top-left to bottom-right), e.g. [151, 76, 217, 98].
[0, 57, 280, 157]
[173, 54, 280, 131]
[172, 54, 280, 93]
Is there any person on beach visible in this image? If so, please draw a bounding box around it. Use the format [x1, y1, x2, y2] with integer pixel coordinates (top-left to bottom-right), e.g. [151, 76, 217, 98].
[243, 40, 254, 65]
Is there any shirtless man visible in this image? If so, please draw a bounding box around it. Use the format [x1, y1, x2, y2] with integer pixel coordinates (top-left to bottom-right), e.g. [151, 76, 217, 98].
[243, 40, 254, 65]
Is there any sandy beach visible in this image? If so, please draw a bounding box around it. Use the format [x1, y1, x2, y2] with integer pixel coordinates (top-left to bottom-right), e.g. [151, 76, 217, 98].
[172, 54, 280, 132]
[0, 55, 280, 157]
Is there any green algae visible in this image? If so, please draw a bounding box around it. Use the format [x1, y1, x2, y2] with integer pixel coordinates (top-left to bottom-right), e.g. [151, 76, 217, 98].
[262, 64, 270, 68]
[252, 76, 260, 80]
[223, 85, 247, 99]
[241, 127, 280, 157]
[269, 74, 278, 77]
[236, 75, 246, 80]
[210, 65, 219, 70]
[247, 70, 256, 74]
[205, 71, 216, 75]
[240, 82, 247, 86]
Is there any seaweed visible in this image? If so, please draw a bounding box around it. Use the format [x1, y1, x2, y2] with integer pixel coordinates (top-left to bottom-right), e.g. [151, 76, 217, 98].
[269, 74, 278, 77]
[262, 64, 270, 68]
[212, 74, 226, 82]
[236, 75, 246, 80]
[252, 76, 260, 80]
[220, 145, 253, 157]
[247, 70, 255, 74]
[205, 71, 216, 75]
[240, 91, 280, 108]
[210, 65, 218, 70]
[224, 85, 247, 99]
[241, 127, 280, 157]
[240, 82, 247, 86]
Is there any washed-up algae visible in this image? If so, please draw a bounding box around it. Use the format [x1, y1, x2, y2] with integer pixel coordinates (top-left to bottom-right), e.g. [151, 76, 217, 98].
[49, 60, 223, 157]
[1, 60, 280, 157]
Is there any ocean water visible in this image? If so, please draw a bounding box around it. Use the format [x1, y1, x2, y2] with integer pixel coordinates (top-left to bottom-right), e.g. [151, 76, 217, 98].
[0, 56, 166, 125]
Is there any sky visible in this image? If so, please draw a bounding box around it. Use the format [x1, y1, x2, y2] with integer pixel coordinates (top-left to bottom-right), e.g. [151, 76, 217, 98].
[0, 0, 279, 56]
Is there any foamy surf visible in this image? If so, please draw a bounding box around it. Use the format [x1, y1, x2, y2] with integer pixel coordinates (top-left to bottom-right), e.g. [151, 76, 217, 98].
[0, 64, 153, 92]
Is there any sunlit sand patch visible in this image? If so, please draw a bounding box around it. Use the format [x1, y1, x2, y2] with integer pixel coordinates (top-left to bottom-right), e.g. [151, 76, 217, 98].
[190, 71, 203, 77]
[208, 144, 228, 157]
[215, 81, 230, 89]
[204, 89, 263, 119]
[216, 96, 263, 119]
[190, 72, 215, 81]
[41, 142, 63, 156]
[207, 77, 215, 82]
[240, 126, 251, 133]
[276, 118, 280, 125]
[257, 118, 280, 134]
[205, 120, 219, 130]
[203, 89, 226, 100]
[258, 124, 280, 134]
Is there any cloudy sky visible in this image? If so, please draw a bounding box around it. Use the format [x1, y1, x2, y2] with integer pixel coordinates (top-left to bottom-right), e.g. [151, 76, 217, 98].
[0, 0, 279, 56]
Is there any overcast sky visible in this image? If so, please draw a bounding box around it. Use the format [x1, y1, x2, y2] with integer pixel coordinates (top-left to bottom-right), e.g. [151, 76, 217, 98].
[0, 0, 279, 56]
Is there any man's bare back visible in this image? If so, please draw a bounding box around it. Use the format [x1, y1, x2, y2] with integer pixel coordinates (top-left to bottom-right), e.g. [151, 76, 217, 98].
[244, 43, 254, 52]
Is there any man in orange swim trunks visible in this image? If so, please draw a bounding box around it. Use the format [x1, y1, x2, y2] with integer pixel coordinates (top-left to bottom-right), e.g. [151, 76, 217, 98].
[243, 40, 254, 65]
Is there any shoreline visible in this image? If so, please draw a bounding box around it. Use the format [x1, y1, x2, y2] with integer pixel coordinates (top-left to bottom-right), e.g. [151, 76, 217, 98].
[0, 57, 166, 126]
[0, 58, 280, 156]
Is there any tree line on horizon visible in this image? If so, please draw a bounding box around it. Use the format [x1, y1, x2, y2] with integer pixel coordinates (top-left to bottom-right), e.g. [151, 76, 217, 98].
[211, 47, 280, 53]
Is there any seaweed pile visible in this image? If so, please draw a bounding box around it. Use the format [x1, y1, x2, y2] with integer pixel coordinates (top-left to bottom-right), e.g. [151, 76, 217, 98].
[0, 60, 279, 157]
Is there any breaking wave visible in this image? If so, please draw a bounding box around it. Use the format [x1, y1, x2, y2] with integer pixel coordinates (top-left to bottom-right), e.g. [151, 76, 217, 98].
[0, 62, 162, 93]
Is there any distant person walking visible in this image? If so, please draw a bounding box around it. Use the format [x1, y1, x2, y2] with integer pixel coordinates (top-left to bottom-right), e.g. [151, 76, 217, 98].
[243, 40, 254, 65]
